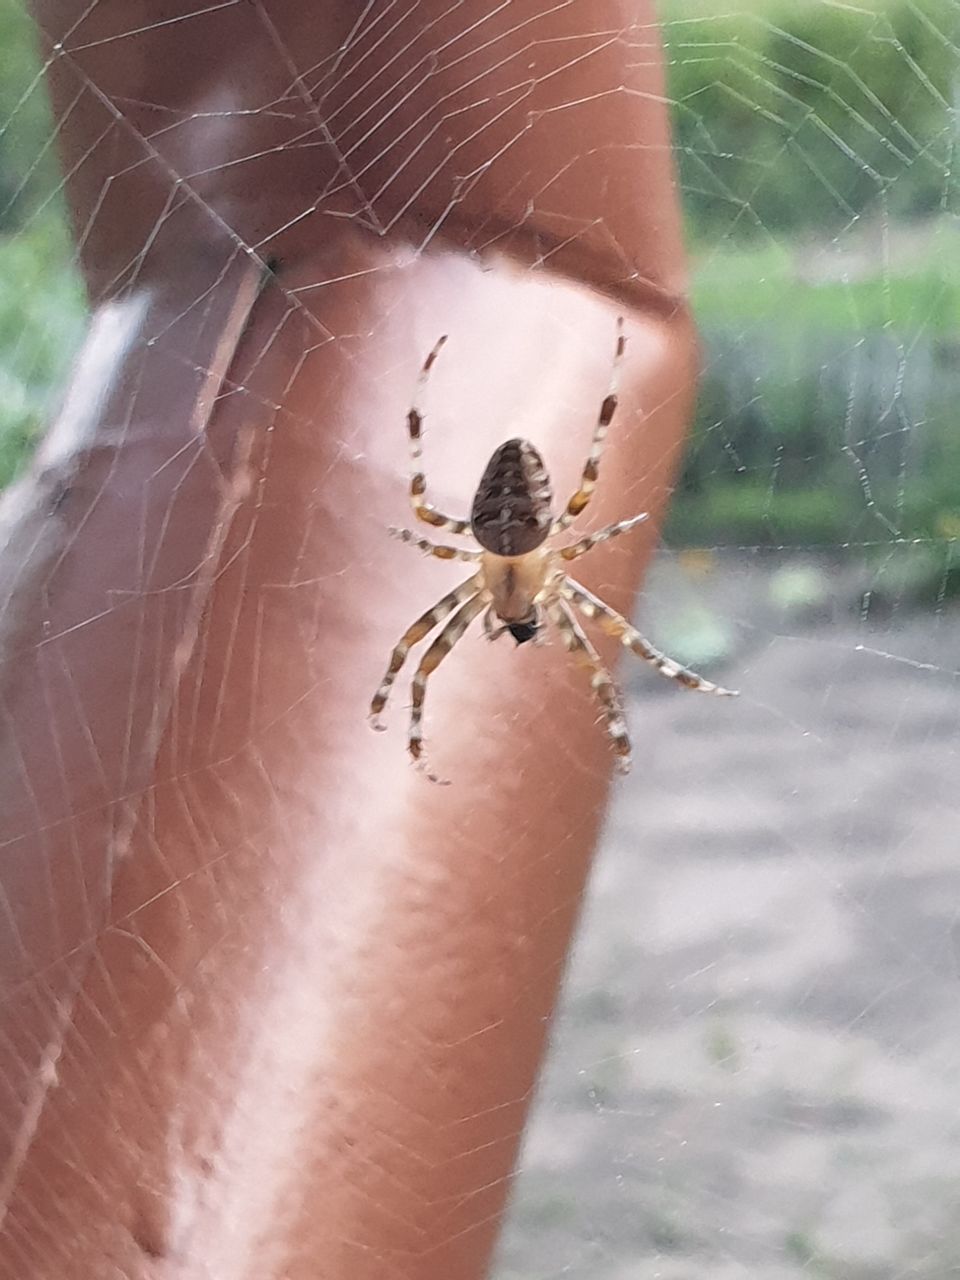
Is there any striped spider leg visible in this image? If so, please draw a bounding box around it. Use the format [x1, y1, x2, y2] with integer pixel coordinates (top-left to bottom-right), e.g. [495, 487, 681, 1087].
[370, 573, 483, 733]
[553, 315, 626, 533]
[548, 598, 632, 772]
[370, 319, 737, 780]
[559, 576, 738, 696]
[407, 333, 472, 536]
[388, 526, 482, 563]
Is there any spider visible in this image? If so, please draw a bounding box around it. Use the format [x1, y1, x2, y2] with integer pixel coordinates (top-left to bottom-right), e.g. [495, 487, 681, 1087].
[370, 318, 737, 778]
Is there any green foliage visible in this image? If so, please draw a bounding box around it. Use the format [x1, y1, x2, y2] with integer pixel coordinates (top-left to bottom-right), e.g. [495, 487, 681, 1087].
[661, 0, 960, 241]
[669, 225, 960, 555]
[0, 0, 60, 230]
[691, 240, 960, 335]
[0, 217, 85, 487]
[0, 1, 86, 487]
[0, 0, 958, 567]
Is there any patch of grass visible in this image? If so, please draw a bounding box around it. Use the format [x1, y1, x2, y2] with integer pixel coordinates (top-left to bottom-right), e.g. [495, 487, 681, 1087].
[669, 474, 960, 560]
[691, 235, 960, 336]
[671, 224, 960, 552]
[667, 482, 861, 548]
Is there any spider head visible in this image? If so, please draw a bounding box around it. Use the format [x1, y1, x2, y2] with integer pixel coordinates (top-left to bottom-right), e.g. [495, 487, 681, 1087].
[506, 619, 540, 646]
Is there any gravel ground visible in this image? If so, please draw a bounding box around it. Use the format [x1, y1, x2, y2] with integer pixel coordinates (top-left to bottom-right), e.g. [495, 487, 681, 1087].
[493, 552, 960, 1280]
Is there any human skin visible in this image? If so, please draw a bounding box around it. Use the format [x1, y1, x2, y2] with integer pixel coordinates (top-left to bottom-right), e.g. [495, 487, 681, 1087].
[0, 4, 697, 1277]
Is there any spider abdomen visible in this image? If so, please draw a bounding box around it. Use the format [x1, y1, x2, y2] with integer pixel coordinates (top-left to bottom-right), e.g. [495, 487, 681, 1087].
[471, 438, 553, 556]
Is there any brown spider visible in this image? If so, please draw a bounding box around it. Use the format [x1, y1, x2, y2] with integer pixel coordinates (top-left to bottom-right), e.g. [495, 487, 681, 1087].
[370, 319, 737, 777]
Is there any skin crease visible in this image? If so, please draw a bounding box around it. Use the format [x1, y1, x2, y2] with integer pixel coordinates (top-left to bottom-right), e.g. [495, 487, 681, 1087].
[0, 3, 701, 1277]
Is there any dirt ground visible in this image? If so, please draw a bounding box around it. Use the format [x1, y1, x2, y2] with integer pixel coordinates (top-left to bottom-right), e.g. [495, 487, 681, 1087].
[493, 553, 960, 1280]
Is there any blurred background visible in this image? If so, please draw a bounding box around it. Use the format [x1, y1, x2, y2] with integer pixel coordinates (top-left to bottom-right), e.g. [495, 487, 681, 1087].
[3, 0, 960, 1275]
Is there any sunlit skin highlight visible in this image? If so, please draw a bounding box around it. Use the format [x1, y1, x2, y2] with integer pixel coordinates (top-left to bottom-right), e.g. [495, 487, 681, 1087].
[370, 320, 737, 780]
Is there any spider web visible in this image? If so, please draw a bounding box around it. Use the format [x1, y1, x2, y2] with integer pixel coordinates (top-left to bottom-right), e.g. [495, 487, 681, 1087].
[0, 0, 959, 1276]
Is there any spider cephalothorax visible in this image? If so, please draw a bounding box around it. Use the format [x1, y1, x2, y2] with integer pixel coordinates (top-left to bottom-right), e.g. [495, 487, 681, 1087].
[371, 319, 737, 779]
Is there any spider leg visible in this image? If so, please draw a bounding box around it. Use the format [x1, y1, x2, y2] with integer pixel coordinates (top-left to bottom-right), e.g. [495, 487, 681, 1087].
[549, 600, 632, 772]
[558, 513, 648, 562]
[369, 574, 481, 728]
[553, 316, 625, 533]
[561, 576, 738, 696]
[482, 605, 504, 640]
[409, 592, 488, 777]
[389, 527, 482, 563]
[407, 334, 472, 535]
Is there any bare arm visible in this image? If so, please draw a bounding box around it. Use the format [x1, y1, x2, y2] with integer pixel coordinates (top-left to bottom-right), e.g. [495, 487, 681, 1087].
[0, 3, 696, 1275]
